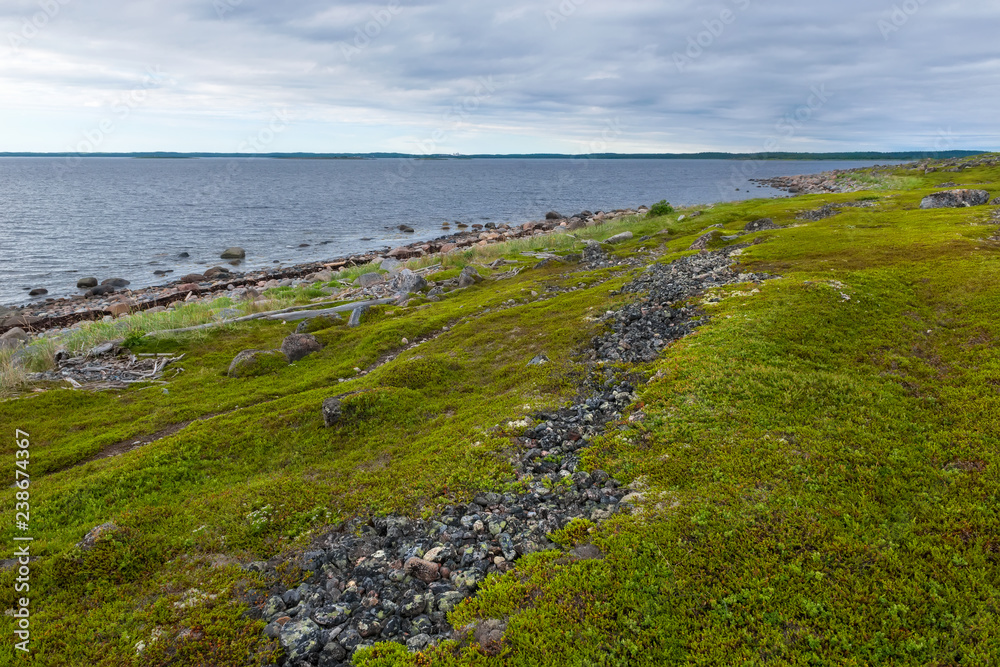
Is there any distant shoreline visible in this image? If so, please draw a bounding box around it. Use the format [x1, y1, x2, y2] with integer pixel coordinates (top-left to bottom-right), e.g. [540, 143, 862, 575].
[0, 150, 986, 161]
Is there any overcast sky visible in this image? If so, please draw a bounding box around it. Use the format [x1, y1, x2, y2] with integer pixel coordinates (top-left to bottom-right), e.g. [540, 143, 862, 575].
[1, 0, 997, 154]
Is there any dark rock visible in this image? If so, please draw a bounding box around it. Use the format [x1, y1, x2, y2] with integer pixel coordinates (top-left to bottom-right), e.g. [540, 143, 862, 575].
[458, 266, 483, 288]
[178, 252, 190, 258]
[221, 247, 246, 259]
[204, 266, 231, 279]
[920, 189, 990, 209]
[281, 333, 323, 363]
[101, 278, 130, 288]
[744, 218, 780, 232]
[582, 242, 607, 265]
[566, 218, 587, 231]
[279, 619, 323, 662]
[322, 397, 343, 427]
[77, 277, 98, 289]
[545, 211, 563, 220]
[321, 641, 347, 663]
[180, 273, 207, 283]
[227, 349, 288, 378]
[86, 285, 117, 297]
[398, 225, 415, 233]
[28, 288, 47, 297]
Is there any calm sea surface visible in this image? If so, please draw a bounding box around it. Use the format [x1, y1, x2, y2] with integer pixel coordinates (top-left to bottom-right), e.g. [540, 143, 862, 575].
[0, 157, 899, 305]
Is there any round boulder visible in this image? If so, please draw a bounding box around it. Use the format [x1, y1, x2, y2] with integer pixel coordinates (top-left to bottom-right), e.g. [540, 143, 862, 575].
[101, 278, 130, 288]
[220, 247, 246, 259]
[180, 273, 207, 283]
[227, 349, 288, 378]
[77, 277, 99, 289]
[28, 288, 48, 296]
[280, 333, 323, 363]
[919, 189, 990, 209]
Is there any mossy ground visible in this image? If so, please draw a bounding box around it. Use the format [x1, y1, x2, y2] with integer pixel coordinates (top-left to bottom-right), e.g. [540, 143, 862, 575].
[2, 158, 999, 665]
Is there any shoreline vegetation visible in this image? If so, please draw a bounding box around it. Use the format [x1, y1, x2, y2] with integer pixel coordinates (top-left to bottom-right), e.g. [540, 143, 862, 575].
[1, 153, 999, 665]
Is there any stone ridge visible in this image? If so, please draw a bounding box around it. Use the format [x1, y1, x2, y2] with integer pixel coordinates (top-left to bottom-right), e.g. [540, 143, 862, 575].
[254, 245, 776, 666]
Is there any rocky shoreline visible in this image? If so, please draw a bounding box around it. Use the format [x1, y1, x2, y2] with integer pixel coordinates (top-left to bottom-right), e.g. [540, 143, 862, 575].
[0, 208, 646, 339]
[252, 244, 775, 666]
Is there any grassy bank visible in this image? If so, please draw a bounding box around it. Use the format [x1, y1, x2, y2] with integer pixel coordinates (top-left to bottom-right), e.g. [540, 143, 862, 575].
[1, 157, 999, 665]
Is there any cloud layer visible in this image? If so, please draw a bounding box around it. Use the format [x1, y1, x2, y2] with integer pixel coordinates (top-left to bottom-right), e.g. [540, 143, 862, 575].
[1, 0, 996, 153]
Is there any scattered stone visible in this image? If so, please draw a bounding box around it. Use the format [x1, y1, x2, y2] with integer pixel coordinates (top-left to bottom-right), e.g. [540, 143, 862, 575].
[0, 327, 29, 343]
[458, 266, 483, 288]
[281, 334, 323, 363]
[322, 397, 343, 427]
[180, 273, 207, 283]
[296, 315, 342, 334]
[221, 247, 246, 259]
[28, 288, 48, 297]
[920, 189, 991, 209]
[358, 272, 385, 289]
[227, 349, 288, 378]
[582, 241, 607, 266]
[393, 270, 427, 295]
[77, 523, 117, 551]
[688, 230, 721, 251]
[86, 285, 117, 297]
[528, 354, 549, 366]
[398, 225, 415, 233]
[604, 231, 633, 244]
[101, 278, 130, 288]
[404, 557, 441, 583]
[77, 277, 98, 289]
[545, 211, 563, 220]
[279, 619, 324, 662]
[744, 218, 780, 232]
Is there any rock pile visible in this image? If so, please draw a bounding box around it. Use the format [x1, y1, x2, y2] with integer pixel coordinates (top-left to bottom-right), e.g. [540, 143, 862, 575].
[593, 246, 774, 363]
[919, 189, 991, 209]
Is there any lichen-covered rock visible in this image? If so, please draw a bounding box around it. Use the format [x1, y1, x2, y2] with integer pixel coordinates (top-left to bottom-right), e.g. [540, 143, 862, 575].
[394, 269, 427, 294]
[77, 522, 118, 551]
[404, 557, 441, 583]
[279, 618, 323, 662]
[688, 230, 722, 251]
[605, 231, 633, 244]
[227, 349, 287, 378]
[919, 189, 990, 209]
[280, 333, 323, 363]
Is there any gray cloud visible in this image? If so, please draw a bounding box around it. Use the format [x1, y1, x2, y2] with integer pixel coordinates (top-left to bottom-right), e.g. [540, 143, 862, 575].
[0, 0, 996, 152]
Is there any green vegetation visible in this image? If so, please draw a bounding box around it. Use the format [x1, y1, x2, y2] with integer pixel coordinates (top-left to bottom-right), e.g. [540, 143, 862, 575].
[2, 157, 1000, 664]
[648, 200, 675, 217]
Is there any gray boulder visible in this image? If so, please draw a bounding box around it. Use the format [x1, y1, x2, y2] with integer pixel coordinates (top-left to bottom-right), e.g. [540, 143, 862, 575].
[919, 189, 990, 209]
[221, 247, 246, 259]
[458, 266, 483, 288]
[604, 231, 633, 244]
[394, 269, 427, 294]
[77, 277, 98, 289]
[348, 305, 370, 327]
[280, 333, 323, 363]
[322, 397, 342, 427]
[744, 218, 780, 232]
[1, 327, 30, 343]
[77, 522, 118, 551]
[101, 278, 130, 288]
[86, 285, 117, 297]
[227, 349, 288, 378]
[358, 272, 385, 288]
